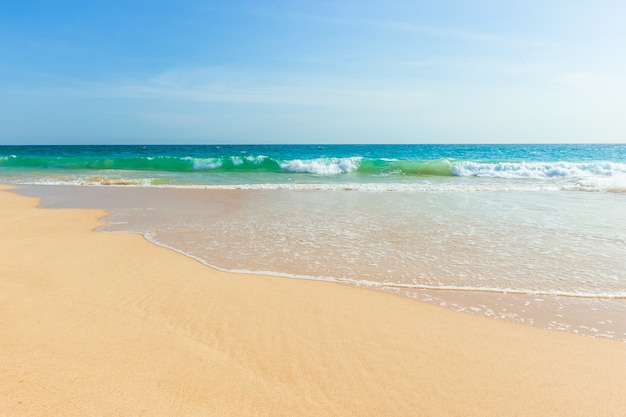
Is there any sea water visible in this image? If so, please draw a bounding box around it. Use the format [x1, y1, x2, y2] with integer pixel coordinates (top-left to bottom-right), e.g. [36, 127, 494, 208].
[3, 144, 626, 340]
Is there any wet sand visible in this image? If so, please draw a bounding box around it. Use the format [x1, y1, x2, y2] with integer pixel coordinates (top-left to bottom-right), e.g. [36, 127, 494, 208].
[16, 184, 626, 341]
[1, 185, 625, 416]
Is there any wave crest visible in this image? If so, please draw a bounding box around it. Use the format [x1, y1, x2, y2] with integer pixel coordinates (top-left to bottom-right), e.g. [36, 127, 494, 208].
[452, 160, 626, 179]
[280, 157, 362, 175]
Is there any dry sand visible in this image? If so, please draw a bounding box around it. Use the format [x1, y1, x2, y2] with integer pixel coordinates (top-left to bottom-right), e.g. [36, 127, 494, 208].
[1, 185, 625, 416]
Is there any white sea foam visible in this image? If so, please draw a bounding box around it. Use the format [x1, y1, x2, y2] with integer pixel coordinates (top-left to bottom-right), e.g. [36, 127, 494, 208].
[279, 157, 362, 175]
[190, 157, 222, 170]
[195, 182, 559, 192]
[452, 160, 626, 181]
[245, 155, 270, 164]
[563, 172, 626, 193]
[0, 177, 585, 192]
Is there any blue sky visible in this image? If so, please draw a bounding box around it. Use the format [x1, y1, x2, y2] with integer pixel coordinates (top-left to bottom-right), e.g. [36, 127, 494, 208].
[1, 0, 625, 144]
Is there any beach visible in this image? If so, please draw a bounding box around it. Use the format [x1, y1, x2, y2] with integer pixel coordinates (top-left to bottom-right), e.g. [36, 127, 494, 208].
[2, 185, 625, 416]
[16, 182, 626, 341]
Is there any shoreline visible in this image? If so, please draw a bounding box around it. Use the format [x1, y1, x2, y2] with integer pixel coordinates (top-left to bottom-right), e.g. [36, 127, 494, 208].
[1, 184, 626, 416]
[14, 183, 626, 342]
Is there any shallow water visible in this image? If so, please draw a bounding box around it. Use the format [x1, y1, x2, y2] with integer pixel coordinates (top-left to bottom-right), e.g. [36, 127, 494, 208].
[17, 184, 626, 342]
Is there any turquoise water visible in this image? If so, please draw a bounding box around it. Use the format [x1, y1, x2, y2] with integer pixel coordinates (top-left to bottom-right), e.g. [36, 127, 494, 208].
[2, 144, 626, 191]
[4, 144, 626, 340]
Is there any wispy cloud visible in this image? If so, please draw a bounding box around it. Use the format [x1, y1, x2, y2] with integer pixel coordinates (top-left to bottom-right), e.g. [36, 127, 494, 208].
[388, 21, 557, 49]
[115, 82, 430, 109]
[10, 67, 432, 110]
[398, 57, 550, 76]
[294, 13, 557, 49]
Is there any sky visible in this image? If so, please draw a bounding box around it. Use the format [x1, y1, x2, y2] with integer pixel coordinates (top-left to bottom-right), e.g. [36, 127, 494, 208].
[1, 0, 625, 145]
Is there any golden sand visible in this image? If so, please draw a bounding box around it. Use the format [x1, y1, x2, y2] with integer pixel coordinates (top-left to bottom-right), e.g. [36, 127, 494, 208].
[1, 185, 625, 416]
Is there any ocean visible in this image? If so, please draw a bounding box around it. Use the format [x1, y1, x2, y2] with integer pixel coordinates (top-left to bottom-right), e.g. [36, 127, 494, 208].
[2, 144, 626, 191]
[2, 144, 625, 340]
